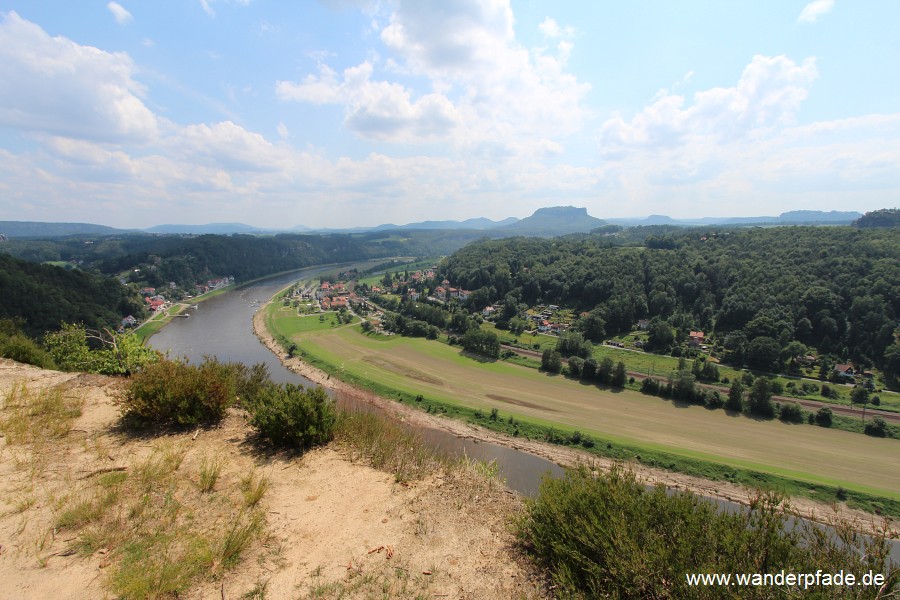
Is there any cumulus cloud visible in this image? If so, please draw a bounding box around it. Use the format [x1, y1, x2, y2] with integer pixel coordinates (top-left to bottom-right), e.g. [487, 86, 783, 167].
[107, 2, 133, 25]
[278, 0, 589, 150]
[277, 61, 460, 142]
[798, 0, 835, 23]
[538, 17, 575, 39]
[0, 12, 158, 143]
[599, 55, 818, 151]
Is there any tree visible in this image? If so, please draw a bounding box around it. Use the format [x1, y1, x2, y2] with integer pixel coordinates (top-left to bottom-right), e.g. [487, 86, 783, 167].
[747, 336, 782, 372]
[646, 319, 675, 352]
[597, 357, 614, 384]
[883, 343, 900, 389]
[611, 361, 627, 388]
[747, 378, 775, 418]
[541, 349, 562, 373]
[850, 386, 870, 405]
[461, 329, 500, 358]
[575, 308, 606, 342]
[726, 379, 744, 412]
[556, 332, 592, 359]
[567, 356, 585, 377]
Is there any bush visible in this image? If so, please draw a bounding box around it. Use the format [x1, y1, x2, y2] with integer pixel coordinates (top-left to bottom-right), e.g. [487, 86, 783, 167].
[864, 417, 887, 438]
[118, 358, 240, 427]
[0, 334, 56, 369]
[815, 407, 833, 427]
[248, 383, 335, 450]
[516, 465, 896, 599]
[778, 402, 804, 423]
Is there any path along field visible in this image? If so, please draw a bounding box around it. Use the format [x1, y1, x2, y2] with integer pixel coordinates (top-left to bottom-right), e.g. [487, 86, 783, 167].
[275, 312, 900, 500]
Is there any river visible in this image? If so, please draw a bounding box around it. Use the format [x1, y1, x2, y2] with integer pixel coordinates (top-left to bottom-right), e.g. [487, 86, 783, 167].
[149, 268, 898, 562]
[149, 266, 565, 496]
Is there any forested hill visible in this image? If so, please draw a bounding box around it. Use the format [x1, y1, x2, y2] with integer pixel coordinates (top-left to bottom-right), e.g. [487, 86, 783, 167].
[0, 253, 146, 337]
[439, 227, 900, 372]
[1, 230, 491, 290]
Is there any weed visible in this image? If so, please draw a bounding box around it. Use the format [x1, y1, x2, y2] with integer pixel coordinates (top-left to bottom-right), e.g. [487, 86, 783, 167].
[216, 509, 264, 570]
[198, 454, 223, 493]
[241, 578, 270, 600]
[0, 383, 82, 444]
[334, 404, 440, 483]
[241, 470, 270, 508]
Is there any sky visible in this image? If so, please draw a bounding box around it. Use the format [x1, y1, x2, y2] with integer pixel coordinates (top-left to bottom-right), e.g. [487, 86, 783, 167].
[0, 0, 898, 229]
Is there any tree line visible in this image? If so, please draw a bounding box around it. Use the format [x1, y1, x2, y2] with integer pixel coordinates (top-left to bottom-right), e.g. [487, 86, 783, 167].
[438, 226, 900, 385]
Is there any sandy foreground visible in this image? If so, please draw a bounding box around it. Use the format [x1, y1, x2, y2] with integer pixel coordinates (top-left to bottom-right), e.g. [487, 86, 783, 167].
[250, 307, 900, 538]
[0, 358, 547, 599]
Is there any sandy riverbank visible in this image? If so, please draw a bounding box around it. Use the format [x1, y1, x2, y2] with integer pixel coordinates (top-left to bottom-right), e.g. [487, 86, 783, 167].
[252, 303, 899, 537]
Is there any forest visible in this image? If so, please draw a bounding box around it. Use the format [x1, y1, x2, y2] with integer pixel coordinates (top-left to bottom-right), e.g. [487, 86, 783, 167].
[0, 253, 146, 337]
[439, 226, 900, 383]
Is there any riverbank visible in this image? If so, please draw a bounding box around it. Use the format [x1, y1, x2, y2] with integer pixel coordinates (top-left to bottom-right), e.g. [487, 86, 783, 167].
[252, 304, 900, 536]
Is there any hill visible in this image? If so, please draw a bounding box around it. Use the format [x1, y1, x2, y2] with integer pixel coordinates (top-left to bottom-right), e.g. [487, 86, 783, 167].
[0, 253, 145, 337]
[495, 206, 606, 236]
[0, 221, 131, 238]
[0, 359, 543, 599]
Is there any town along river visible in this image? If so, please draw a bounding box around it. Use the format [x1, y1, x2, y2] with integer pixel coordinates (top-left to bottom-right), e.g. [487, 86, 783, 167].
[148, 267, 565, 496]
[149, 268, 899, 562]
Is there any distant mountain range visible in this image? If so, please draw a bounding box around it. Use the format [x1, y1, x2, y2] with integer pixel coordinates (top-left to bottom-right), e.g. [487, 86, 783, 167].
[0, 209, 864, 239]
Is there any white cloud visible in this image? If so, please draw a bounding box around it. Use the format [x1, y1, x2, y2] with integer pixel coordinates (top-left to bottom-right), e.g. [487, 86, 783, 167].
[0, 12, 158, 143]
[279, 0, 590, 153]
[107, 2, 133, 25]
[538, 17, 574, 39]
[599, 55, 818, 151]
[277, 122, 289, 139]
[798, 0, 835, 23]
[277, 61, 461, 142]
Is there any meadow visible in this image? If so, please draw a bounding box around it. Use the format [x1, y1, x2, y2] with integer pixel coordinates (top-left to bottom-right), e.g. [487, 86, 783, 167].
[265, 304, 900, 501]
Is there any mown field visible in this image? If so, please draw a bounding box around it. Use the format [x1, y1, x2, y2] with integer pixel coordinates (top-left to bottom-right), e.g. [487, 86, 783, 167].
[267, 306, 900, 500]
[484, 322, 900, 413]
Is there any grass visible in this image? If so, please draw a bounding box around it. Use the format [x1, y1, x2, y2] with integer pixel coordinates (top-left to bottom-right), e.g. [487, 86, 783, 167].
[21, 431, 267, 598]
[264, 302, 900, 515]
[334, 394, 442, 483]
[198, 454, 223, 493]
[0, 383, 83, 445]
[484, 322, 900, 412]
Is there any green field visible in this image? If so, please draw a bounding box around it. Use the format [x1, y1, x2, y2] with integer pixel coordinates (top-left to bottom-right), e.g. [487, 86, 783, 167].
[266, 304, 900, 502]
[486, 323, 900, 413]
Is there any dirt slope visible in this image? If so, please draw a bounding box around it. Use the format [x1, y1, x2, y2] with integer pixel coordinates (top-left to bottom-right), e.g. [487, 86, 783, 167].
[0, 358, 546, 599]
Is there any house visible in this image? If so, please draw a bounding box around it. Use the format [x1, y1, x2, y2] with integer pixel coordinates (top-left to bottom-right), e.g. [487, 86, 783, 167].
[688, 331, 705, 346]
[407, 289, 419, 301]
[637, 319, 650, 330]
[482, 306, 496, 317]
[834, 364, 855, 379]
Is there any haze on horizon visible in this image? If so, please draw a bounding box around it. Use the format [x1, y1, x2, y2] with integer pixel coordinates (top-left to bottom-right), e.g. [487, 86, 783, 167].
[0, 1, 898, 230]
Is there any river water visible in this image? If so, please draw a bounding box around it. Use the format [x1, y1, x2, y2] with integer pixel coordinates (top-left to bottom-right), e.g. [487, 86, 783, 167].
[149, 268, 898, 562]
[149, 266, 565, 496]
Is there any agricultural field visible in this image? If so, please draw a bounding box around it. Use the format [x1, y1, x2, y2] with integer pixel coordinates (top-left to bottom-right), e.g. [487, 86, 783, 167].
[269, 306, 900, 500]
[483, 322, 900, 413]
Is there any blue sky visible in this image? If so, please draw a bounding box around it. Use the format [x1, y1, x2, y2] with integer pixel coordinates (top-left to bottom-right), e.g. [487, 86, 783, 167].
[0, 0, 898, 228]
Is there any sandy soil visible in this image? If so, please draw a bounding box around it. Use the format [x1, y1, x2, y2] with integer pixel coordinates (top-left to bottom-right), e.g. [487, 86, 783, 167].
[252, 308, 900, 538]
[0, 358, 546, 599]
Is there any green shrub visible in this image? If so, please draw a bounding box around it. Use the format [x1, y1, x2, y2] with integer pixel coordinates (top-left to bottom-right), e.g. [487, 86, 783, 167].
[118, 358, 239, 427]
[517, 465, 897, 599]
[248, 383, 335, 450]
[815, 407, 833, 427]
[865, 417, 888, 438]
[778, 402, 805, 423]
[0, 334, 56, 369]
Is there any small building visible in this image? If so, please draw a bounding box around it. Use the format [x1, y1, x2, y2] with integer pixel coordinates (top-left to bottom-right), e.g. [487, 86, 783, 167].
[688, 331, 705, 346]
[834, 364, 855, 379]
